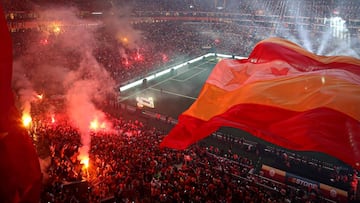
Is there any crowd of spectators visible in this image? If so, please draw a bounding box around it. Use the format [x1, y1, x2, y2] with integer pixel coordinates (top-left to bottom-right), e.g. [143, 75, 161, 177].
[10, 18, 356, 93]
[29, 109, 357, 202]
[2, 0, 360, 202]
[210, 131, 356, 191]
[6, 0, 353, 19]
[4, 0, 360, 68]
[3, 0, 360, 67]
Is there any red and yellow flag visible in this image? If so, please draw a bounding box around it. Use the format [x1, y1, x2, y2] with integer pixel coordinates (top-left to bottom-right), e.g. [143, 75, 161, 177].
[160, 38, 360, 169]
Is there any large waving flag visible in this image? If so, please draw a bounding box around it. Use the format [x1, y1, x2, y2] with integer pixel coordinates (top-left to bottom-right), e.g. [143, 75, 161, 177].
[160, 37, 360, 169]
[0, 5, 42, 202]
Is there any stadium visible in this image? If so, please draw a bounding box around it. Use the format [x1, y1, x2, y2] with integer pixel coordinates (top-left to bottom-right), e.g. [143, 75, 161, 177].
[0, 0, 360, 202]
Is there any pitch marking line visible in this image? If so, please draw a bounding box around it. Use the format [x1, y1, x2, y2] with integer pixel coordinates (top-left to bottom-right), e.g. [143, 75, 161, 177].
[171, 68, 207, 82]
[149, 87, 197, 100]
[118, 60, 212, 102]
[184, 68, 207, 81]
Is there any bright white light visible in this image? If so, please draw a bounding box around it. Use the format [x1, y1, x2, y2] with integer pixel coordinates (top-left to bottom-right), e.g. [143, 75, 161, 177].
[155, 69, 171, 77]
[204, 53, 215, 57]
[328, 17, 349, 39]
[321, 76, 326, 84]
[173, 63, 186, 70]
[136, 96, 154, 108]
[187, 56, 204, 64]
[120, 80, 143, 92]
[216, 54, 233, 58]
[146, 75, 155, 81]
[316, 29, 333, 55]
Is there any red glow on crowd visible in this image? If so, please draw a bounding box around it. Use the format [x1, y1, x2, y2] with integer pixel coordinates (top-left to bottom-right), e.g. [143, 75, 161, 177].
[134, 52, 143, 61]
[161, 53, 168, 62]
[40, 38, 49, 45]
[123, 58, 130, 67]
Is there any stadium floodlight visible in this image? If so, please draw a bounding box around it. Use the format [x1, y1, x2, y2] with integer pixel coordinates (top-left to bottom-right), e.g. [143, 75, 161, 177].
[326, 16, 349, 39]
[119, 80, 143, 92]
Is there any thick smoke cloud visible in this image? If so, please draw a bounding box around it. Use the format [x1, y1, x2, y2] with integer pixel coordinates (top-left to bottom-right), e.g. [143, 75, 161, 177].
[12, 60, 36, 115]
[11, 5, 141, 165]
[103, 6, 143, 49]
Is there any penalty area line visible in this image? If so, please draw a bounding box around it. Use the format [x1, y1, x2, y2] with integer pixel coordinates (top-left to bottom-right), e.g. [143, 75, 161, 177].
[149, 87, 197, 100]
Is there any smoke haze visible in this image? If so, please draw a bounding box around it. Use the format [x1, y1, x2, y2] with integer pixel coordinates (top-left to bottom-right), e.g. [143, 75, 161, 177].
[11, 5, 141, 164]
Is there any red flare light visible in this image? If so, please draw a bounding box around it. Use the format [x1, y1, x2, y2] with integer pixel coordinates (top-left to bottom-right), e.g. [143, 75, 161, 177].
[89, 118, 108, 131]
[40, 39, 49, 45]
[80, 157, 89, 169]
[51, 115, 55, 124]
[90, 119, 99, 130]
[124, 58, 130, 67]
[36, 94, 43, 100]
[162, 54, 168, 62]
[22, 113, 32, 128]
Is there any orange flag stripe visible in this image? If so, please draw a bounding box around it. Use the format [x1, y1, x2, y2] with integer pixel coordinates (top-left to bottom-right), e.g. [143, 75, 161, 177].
[184, 74, 360, 121]
[257, 37, 360, 67]
[206, 59, 360, 92]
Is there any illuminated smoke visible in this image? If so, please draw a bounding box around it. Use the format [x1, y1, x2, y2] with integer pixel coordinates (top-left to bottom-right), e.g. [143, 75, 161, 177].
[12, 6, 118, 164]
[119, 47, 130, 67]
[103, 6, 143, 49]
[12, 61, 36, 127]
[62, 45, 114, 165]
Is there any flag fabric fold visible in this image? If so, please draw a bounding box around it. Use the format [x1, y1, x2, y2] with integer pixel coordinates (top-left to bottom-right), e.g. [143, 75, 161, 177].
[0, 5, 42, 202]
[0, 3, 14, 131]
[160, 37, 360, 169]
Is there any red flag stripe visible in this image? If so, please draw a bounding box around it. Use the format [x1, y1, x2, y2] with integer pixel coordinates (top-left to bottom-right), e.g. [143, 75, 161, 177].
[161, 103, 360, 168]
[187, 74, 360, 122]
[249, 38, 360, 75]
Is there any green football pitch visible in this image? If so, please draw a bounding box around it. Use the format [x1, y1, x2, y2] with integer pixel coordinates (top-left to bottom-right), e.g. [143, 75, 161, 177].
[118, 56, 220, 119]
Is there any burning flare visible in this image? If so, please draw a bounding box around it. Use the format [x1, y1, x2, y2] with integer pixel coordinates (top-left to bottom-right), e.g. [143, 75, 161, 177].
[36, 93, 43, 100]
[89, 118, 107, 131]
[51, 114, 55, 124]
[49, 22, 62, 35]
[22, 113, 32, 128]
[80, 157, 89, 169]
[89, 119, 99, 130]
